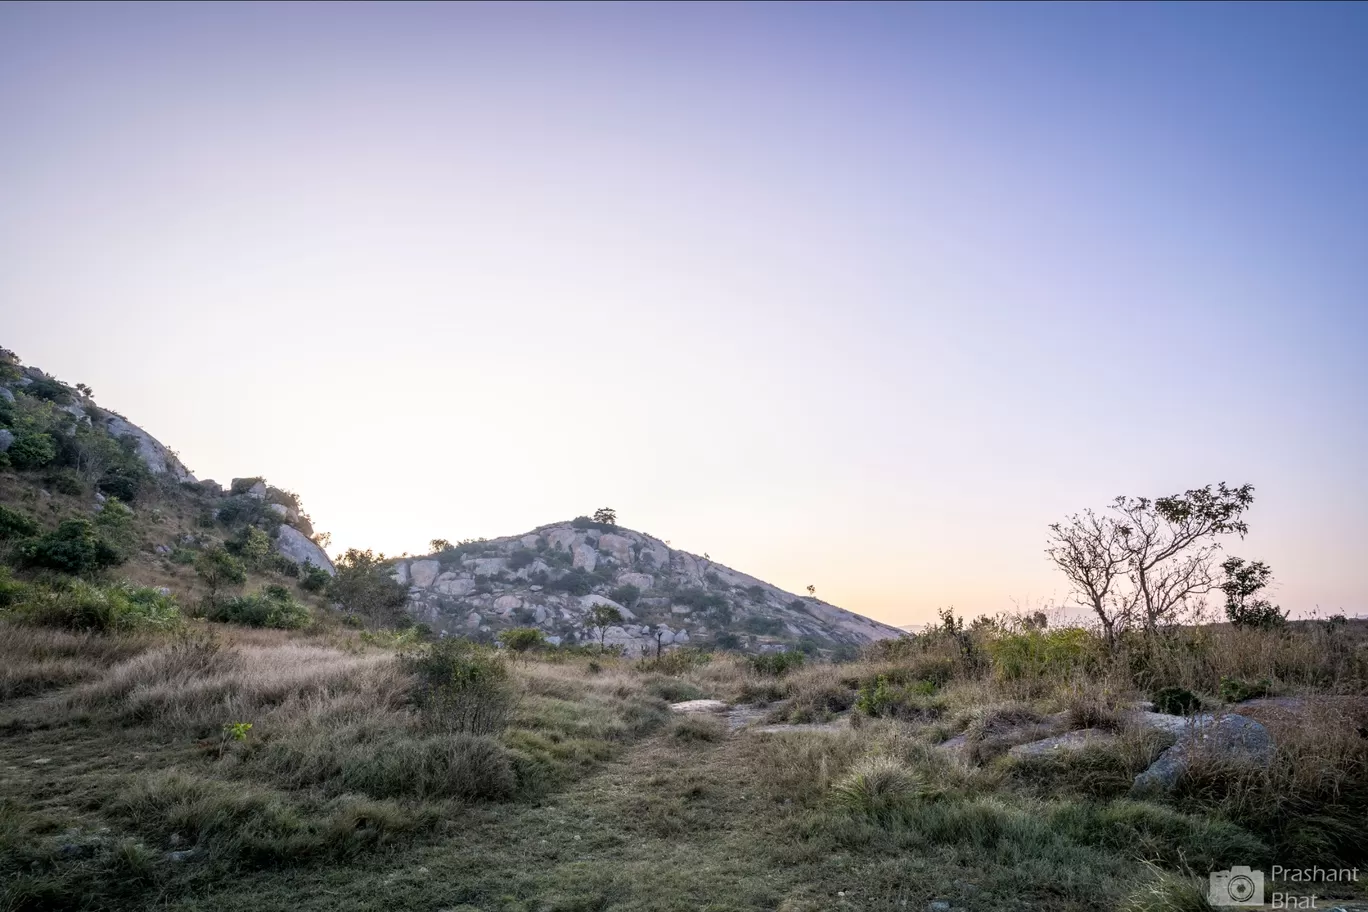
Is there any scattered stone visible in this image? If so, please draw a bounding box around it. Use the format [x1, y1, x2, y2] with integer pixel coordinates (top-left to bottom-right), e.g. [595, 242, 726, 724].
[670, 699, 730, 714]
[154, 544, 172, 555]
[1131, 713, 1272, 796]
[1008, 728, 1117, 758]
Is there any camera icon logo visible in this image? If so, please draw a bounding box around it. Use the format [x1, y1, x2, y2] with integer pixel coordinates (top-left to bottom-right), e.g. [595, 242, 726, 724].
[1209, 867, 1265, 906]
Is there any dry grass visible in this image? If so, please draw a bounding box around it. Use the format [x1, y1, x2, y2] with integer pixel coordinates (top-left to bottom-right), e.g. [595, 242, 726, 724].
[59, 632, 406, 733]
[0, 622, 159, 700]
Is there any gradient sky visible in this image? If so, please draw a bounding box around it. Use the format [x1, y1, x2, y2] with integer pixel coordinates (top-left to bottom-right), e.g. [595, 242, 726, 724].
[2, 2, 1365, 625]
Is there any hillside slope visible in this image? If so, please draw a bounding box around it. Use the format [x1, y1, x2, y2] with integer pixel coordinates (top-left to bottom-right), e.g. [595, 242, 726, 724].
[394, 520, 903, 653]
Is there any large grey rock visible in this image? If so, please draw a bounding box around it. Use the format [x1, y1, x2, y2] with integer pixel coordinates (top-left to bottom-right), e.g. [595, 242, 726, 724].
[104, 415, 195, 481]
[597, 533, 633, 564]
[468, 557, 508, 577]
[435, 575, 476, 597]
[617, 572, 654, 591]
[571, 543, 598, 572]
[272, 525, 335, 576]
[0, 387, 14, 404]
[1131, 713, 1272, 796]
[580, 594, 632, 618]
[391, 562, 409, 585]
[0, 429, 13, 452]
[1009, 729, 1117, 758]
[493, 595, 522, 614]
[546, 528, 580, 551]
[409, 560, 441, 588]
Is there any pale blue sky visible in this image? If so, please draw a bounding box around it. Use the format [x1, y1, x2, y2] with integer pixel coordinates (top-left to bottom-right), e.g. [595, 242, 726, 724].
[2, 2, 1364, 624]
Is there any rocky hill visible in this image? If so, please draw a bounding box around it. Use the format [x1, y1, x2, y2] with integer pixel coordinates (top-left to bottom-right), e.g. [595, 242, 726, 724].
[0, 348, 334, 599]
[392, 520, 903, 654]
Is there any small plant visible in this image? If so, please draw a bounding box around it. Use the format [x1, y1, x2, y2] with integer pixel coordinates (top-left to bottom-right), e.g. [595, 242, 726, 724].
[206, 585, 310, 629]
[592, 507, 617, 525]
[1152, 685, 1202, 716]
[299, 561, 331, 592]
[590, 603, 623, 650]
[219, 721, 252, 756]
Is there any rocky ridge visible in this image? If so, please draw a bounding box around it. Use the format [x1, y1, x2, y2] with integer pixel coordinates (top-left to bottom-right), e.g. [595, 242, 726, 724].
[391, 520, 903, 654]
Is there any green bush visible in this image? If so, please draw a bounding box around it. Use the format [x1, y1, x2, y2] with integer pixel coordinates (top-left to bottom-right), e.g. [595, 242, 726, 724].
[747, 650, 804, 676]
[17, 518, 123, 574]
[44, 468, 86, 496]
[207, 585, 311, 629]
[987, 627, 1101, 681]
[8, 432, 57, 470]
[854, 674, 941, 720]
[299, 562, 331, 592]
[501, 627, 545, 654]
[1152, 685, 1203, 716]
[507, 548, 535, 570]
[23, 376, 71, 404]
[608, 583, 640, 606]
[544, 568, 594, 596]
[0, 505, 37, 539]
[4, 580, 181, 632]
[402, 639, 515, 736]
[1219, 676, 1272, 703]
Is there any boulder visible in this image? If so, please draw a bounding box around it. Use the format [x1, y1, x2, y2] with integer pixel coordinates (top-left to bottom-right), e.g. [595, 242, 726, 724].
[0, 387, 13, 404]
[617, 572, 654, 591]
[105, 415, 195, 481]
[546, 528, 579, 551]
[391, 562, 409, 585]
[673, 629, 690, 644]
[436, 575, 476, 597]
[466, 611, 482, 628]
[571, 543, 598, 572]
[409, 559, 441, 588]
[1008, 729, 1117, 758]
[579, 594, 633, 619]
[0, 429, 13, 452]
[267, 503, 289, 519]
[520, 535, 541, 549]
[272, 525, 336, 576]
[597, 533, 633, 564]
[1131, 713, 1272, 797]
[533, 604, 551, 624]
[469, 557, 508, 577]
[493, 595, 522, 613]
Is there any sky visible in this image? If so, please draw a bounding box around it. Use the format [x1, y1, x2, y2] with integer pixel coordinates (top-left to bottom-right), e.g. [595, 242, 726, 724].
[2, 2, 1365, 626]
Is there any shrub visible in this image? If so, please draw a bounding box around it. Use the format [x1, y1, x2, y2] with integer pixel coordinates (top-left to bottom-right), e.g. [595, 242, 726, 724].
[195, 546, 246, 602]
[402, 639, 515, 736]
[832, 756, 921, 818]
[608, 583, 640, 607]
[747, 650, 804, 676]
[741, 615, 784, 636]
[987, 627, 1101, 681]
[1219, 676, 1272, 703]
[854, 675, 941, 720]
[5, 580, 181, 633]
[501, 627, 545, 654]
[299, 562, 331, 592]
[0, 505, 37, 539]
[226, 525, 273, 568]
[23, 376, 71, 404]
[545, 568, 593, 596]
[332, 549, 409, 628]
[17, 518, 123, 574]
[671, 713, 728, 743]
[507, 548, 535, 570]
[8, 432, 57, 470]
[44, 468, 86, 496]
[207, 585, 311, 629]
[1152, 685, 1203, 715]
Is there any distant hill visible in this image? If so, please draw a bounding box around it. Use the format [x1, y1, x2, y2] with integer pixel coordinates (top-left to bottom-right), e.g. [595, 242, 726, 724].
[392, 520, 904, 654]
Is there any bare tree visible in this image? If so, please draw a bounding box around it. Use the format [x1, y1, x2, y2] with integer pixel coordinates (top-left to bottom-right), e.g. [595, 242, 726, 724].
[1046, 509, 1133, 649]
[1047, 483, 1254, 646]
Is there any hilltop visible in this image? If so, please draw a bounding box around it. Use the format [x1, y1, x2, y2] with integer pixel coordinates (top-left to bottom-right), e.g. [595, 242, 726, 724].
[395, 520, 902, 654]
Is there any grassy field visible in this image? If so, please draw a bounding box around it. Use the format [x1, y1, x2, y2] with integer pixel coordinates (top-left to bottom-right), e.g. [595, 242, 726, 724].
[2, 612, 1366, 912]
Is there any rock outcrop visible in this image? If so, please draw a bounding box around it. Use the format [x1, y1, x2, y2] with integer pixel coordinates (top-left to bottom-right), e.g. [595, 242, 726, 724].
[103, 414, 196, 482]
[391, 519, 903, 652]
[273, 524, 336, 576]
